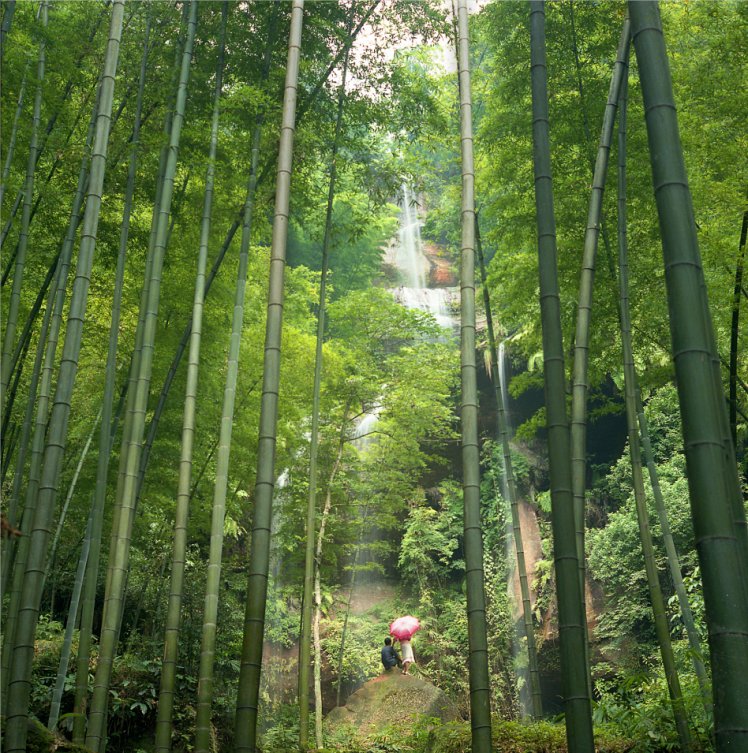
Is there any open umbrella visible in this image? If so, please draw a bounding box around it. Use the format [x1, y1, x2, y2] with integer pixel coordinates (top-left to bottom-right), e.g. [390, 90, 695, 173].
[389, 615, 421, 641]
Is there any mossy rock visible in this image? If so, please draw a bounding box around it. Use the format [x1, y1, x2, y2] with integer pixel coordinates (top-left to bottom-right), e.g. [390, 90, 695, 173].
[325, 671, 458, 744]
[427, 720, 635, 753]
[26, 717, 93, 753]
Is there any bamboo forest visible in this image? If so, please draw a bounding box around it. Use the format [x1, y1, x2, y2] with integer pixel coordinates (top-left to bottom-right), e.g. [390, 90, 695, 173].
[1, 0, 747, 751]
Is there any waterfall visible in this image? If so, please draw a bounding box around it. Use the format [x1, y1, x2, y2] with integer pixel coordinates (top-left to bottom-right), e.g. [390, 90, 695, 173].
[397, 184, 428, 289]
[390, 185, 457, 333]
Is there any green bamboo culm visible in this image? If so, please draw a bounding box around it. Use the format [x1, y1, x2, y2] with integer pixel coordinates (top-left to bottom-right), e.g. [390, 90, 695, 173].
[0, 73, 101, 709]
[234, 3, 305, 750]
[0, 257, 54, 600]
[1, 0, 47, 412]
[616, 49, 692, 750]
[155, 6, 226, 752]
[0, 0, 14, 60]
[627, 3, 748, 747]
[598, 16, 710, 724]
[637, 396, 712, 716]
[616, 58, 711, 721]
[0, 61, 28, 208]
[569, 17, 630, 656]
[103, 4, 187, 626]
[455, 2, 493, 750]
[2, 3, 126, 751]
[528, 2, 594, 750]
[47, 504, 93, 732]
[299, 5, 354, 745]
[476, 219, 543, 720]
[72, 11, 151, 745]
[86, 5, 198, 751]
[192, 12, 266, 753]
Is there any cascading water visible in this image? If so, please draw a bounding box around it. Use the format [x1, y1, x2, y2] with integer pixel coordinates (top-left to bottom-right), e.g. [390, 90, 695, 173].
[390, 185, 457, 332]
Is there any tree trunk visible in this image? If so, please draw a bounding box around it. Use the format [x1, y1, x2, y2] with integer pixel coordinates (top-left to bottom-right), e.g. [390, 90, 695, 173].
[234, 5, 305, 750]
[529, 2, 594, 749]
[628, 3, 748, 748]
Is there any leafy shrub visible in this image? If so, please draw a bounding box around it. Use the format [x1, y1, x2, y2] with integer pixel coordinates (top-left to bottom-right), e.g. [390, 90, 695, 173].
[594, 662, 713, 753]
[428, 720, 634, 753]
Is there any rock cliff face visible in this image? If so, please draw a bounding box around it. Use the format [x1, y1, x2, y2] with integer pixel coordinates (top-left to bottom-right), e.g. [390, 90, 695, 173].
[325, 672, 458, 743]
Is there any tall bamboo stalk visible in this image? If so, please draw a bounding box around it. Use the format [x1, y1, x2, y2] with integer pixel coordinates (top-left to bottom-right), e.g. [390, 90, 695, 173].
[0, 61, 28, 208]
[2, 251, 60, 431]
[476, 219, 542, 719]
[43, 406, 101, 592]
[85, 6, 197, 751]
[529, 2, 594, 749]
[628, 3, 748, 747]
[729, 202, 748, 448]
[234, 4, 305, 750]
[313, 437, 345, 748]
[47, 503, 93, 731]
[569, 19, 630, 659]
[616, 59, 691, 747]
[637, 399, 711, 715]
[3, 4, 126, 750]
[299, 4, 354, 744]
[1, 5, 114, 255]
[615, 51, 710, 720]
[0, 0, 15, 60]
[456, 2, 492, 749]
[72, 12, 151, 744]
[70, 16, 150, 744]
[1, 57, 102, 710]
[1, 0, 47, 411]
[1, 259, 56, 596]
[155, 8, 226, 752]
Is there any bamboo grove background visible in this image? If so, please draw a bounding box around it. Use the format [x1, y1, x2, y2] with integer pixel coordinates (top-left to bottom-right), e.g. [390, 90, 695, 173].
[1, 1, 747, 752]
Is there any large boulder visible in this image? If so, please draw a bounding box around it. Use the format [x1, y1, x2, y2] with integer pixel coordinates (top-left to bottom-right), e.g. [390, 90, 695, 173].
[325, 671, 458, 743]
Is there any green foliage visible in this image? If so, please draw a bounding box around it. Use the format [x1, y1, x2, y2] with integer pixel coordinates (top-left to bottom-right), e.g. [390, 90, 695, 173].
[594, 662, 713, 753]
[427, 720, 633, 753]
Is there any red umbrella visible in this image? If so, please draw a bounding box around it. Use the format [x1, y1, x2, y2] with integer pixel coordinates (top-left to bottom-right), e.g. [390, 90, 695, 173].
[389, 615, 421, 641]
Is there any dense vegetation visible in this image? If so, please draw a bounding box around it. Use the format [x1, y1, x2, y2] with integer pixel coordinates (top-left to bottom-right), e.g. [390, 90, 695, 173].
[1, 1, 746, 752]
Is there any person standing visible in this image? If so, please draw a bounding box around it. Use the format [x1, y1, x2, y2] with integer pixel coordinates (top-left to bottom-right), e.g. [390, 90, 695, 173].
[399, 637, 415, 675]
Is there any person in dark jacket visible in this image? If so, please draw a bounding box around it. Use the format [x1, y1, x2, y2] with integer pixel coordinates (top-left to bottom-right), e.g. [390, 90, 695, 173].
[381, 637, 401, 671]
